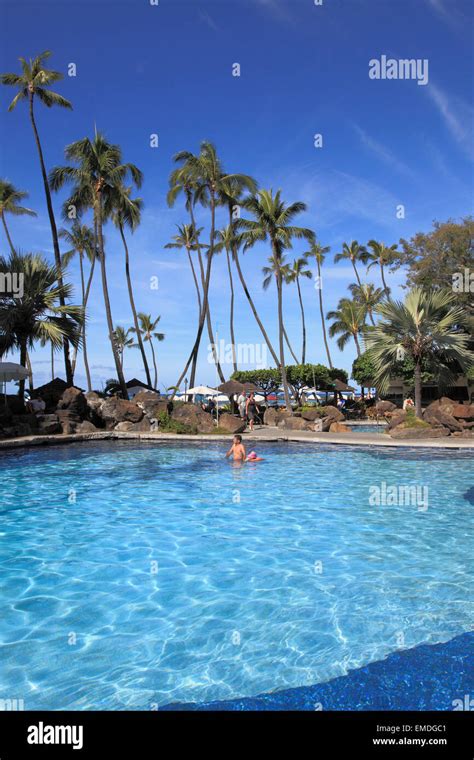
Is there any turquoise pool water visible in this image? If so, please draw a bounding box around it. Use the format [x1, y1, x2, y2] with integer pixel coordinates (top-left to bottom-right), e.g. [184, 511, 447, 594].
[348, 424, 387, 433]
[0, 440, 472, 710]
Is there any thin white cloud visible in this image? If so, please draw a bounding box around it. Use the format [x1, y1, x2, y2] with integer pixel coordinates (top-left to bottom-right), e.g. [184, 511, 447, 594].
[254, 0, 293, 23]
[198, 10, 219, 33]
[426, 83, 474, 161]
[352, 124, 417, 181]
[425, 0, 467, 30]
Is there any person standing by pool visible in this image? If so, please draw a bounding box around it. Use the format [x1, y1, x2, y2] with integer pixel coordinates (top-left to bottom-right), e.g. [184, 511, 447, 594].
[238, 391, 247, 420]
[246, 392, 257, 431]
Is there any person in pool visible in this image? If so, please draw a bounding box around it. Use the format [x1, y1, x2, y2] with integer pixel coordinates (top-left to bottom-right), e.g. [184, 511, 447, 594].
[225, 434, 247, 461]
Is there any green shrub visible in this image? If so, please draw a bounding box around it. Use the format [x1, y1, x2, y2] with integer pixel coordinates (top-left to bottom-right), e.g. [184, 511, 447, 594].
[404, 407, 430, 428]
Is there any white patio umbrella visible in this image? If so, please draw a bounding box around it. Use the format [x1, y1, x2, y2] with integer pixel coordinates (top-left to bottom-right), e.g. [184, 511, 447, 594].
[0, 362, 29, 407]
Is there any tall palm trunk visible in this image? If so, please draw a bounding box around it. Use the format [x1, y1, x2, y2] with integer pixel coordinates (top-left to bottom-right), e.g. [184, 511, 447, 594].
[316, 259, 333, 368]
[296, 276, 306, 364]
[186, 248, 202, 316]
[228, 207, 279, 367]
[95, 192, 128, 399]
[51, 342, 55, 382]
[25, 351, 33, 390]
[149, 339, 158, 389]
[351, 257, 362, 287]
[276, 268, 292, 410]
[119, 223, 152, 387]
[226, 248, 237, 373]
[77, 251, 96, 392]
[18, 339, 27, 397]
[353, 332, 362, 357]
[368, 307, 376, 327]
[1, 213, 15, 254]
[188, 202, 224, 386]
[28, 89, 72, 386]
[380, 262, 389, 295]
[283, 326, 299, 364]
[414, 359, 422, 418]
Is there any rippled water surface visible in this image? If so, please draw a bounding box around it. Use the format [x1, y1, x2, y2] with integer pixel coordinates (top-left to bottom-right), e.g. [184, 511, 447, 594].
[0, 440, 472, 709]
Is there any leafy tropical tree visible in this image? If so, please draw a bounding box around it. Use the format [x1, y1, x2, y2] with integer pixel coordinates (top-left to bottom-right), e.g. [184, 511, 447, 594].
[348, 281, 385, 326]
[0, 252, 83, 396]
[59, 221, 97, 390]
[327, 298, 367, 357]
[365, 289, 472, 417]
[132, 313, 165, 390]
[0, 179, 37, 253]
[109, 184, 152, 388]
[49, 130, 143, 399]
[1, 51, 73, 383]
[286, 257, 312, 364]
[334, 241, 368, 286]
[239, 189, 314, 409]
[304, 241, 333, 368]
[113, 326, 134, 371]
[366, 240, 398, 296]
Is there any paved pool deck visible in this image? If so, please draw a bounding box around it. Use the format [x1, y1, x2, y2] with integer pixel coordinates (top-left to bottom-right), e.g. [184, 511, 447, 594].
[0, 426, 473, 450]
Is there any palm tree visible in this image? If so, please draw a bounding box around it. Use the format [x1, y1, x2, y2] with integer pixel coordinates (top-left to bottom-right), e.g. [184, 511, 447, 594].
[132, 313, 165, 390]
[113, 326, 134, 371]
[0, 251, 83, 397]
[1, 51, 73, 384]
[286, 257, 312, 364]
[367, 240, 398, 296]
[348, 282, 385, 327]
[334, 241, 368, 287]
[214, 225, 241, 373]
[49, 131, 143, 399]
[59, 221, 97, 390]
[169, 143, 256, 393]
[109, 185, 152, 388]
[366, 289, 472, 418]
[327, 298, 367, 358]
[218, 179, 280, 372]
[239, 189, 314, 409]
[261, 255, 299, 364]
[0, 180, 37, 253]
[304, 241, 333, 368]
[165, 223, 203, 322]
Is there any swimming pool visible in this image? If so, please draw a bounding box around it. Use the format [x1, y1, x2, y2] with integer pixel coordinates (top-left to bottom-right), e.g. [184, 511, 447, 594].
[347, 424, 387, 433]
[0, 440, 472, 710]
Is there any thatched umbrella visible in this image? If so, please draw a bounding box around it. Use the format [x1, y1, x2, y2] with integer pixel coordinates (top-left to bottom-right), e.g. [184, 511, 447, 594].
[218, 380, 259, 395]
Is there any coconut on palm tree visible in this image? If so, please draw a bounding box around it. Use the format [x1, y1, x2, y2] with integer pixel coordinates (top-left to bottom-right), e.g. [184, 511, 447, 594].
[334, 241, 368, 287]
[365, 288, 472, 418]
[326, 298, 367, 357]
[132, 313, 165, 390]
[286, 257, 312, 364]
[348, 282, 385, 327]
[108, 185, 152, 388]
[113, 326, 134, 371]
[366, 240, 398, 296]
[239, 189, 314, 409]
[49, 131, 143, 399]
[59, 221, 98, 390]
[0, 180, 37, 253]
[1, 51, 74, 384]
[0, 251, 83, 397]
[304, 240, 333, 368]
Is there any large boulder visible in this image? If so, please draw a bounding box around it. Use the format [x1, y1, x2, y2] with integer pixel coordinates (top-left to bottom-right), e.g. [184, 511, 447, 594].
[451, 403, 474, 420]
[115, 418, 152, 433]
[171, 404, 214, 433]
[36, 414, 62, 435]
[99, 398, 143, 429]
[76, 420, 100, 433]
[56, 387, 88, 419]
[278, 416, 312, 431]
[301, 408, 322, 422]
[375, 400, 397, 414]
[321, 405, 345, 422]
[329, 422, 352, 433]
[390, 426, 450, 439]
[135, 394, 172, 420]
[386, 412, 406, 431]
[263, 407, 279, 426]
[217, 414, 246, 434]
[423, 407, 463, 432]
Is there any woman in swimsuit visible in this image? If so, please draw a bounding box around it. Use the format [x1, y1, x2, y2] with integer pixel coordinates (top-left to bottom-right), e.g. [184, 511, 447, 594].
[246, 392, 257, 431]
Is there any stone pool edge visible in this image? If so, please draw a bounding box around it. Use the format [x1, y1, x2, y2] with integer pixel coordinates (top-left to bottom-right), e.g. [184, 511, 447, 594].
[0, 428, 473, 451]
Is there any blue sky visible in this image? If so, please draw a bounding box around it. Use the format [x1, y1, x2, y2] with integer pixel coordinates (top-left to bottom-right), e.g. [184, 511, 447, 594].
[0, 0, 473, 391]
